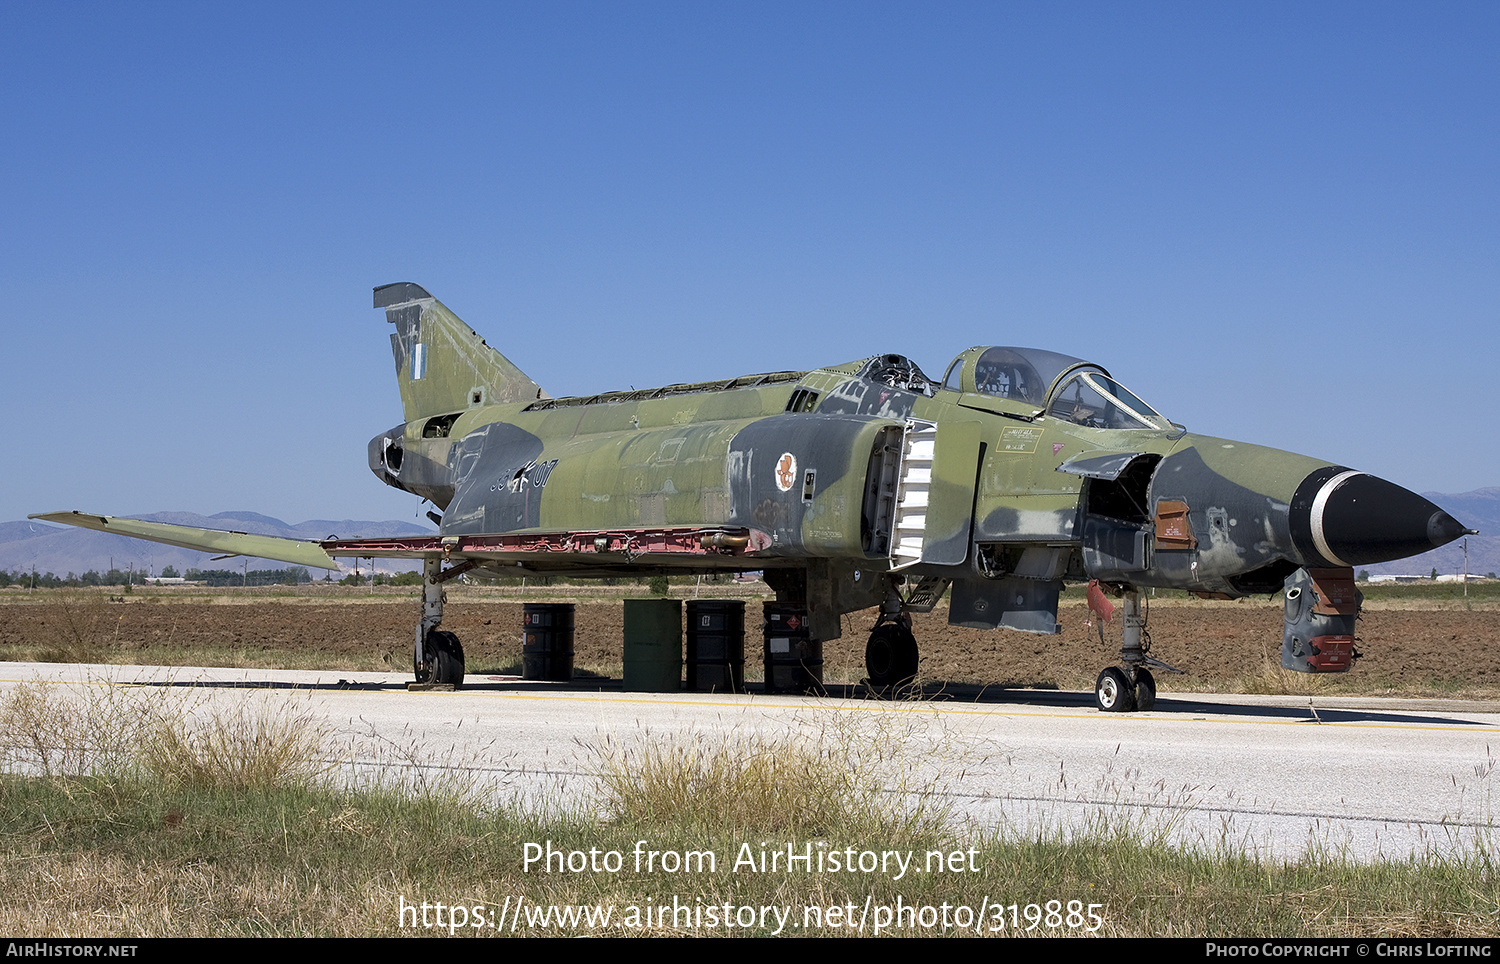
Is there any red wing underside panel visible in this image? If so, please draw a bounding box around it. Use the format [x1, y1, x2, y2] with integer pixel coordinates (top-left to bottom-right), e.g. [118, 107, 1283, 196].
[31, 513, 772, 574]
[322, 526, 773, 566]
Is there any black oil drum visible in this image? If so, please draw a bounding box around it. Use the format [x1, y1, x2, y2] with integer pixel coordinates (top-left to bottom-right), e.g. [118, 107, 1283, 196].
[522, 603, 575, 681]
[686, 600, 745, 693]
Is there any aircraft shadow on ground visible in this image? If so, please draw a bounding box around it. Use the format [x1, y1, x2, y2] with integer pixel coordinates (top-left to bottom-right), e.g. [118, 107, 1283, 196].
[124, 673, 1492, 728]
[126, 678, 394, 693]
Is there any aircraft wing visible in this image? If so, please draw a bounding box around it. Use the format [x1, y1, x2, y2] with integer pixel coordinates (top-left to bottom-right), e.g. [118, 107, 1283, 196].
[29, 512, 766, 573]
[29, 511, 340, 571]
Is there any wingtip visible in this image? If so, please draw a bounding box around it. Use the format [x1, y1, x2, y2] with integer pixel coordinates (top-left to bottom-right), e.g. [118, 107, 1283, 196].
[29, 510, 106, 524]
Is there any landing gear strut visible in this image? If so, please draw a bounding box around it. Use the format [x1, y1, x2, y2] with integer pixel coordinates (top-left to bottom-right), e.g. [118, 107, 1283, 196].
[413, 556, 466, 687]
[865, 582, 918, 688]
[1091, 584, 1172, 712]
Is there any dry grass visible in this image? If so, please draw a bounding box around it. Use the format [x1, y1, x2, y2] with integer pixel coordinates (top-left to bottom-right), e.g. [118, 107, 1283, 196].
[137, 701, 331, 791]
[0, 680, 158, 778]
[588, 711, 958, 843]
[3, 670, 1499, 936]
[0, 678, 331, 791]
[1232, 657, 1335, 697]
[2, 688, 1499, 936]
[31, 591, 118, 664]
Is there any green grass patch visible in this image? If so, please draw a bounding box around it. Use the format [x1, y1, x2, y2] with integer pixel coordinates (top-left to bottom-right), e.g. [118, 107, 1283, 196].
[5, 771, 1499, 937]
[1358, 581, 1500, 603]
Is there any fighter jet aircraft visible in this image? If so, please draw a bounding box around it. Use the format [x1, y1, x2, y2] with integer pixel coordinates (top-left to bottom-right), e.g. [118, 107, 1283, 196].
[34, 283, 1474, 711]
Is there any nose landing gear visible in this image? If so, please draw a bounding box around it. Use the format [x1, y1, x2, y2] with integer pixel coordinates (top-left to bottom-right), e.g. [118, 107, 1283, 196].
[1094, 665, 1156, 712]
[1094, 666, 1133, 711]
[1090, 582, 1174, 712]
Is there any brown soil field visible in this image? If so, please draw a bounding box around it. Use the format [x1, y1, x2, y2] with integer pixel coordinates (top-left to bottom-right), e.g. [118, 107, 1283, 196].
[2, 586, 1498, 699]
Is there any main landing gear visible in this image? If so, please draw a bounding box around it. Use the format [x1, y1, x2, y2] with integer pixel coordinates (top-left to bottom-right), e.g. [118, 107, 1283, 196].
[413, 556, 467, 687]
[416, 629, 465, 686]
[864, 581, 919, 689]
[865, 615, 919, 687]
[1090, 583, 1173, 713]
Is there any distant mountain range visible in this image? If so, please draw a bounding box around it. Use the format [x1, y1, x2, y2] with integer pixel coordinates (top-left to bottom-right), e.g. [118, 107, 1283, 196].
[0, 511, 434, 578]
[2, 488, 1493, 582]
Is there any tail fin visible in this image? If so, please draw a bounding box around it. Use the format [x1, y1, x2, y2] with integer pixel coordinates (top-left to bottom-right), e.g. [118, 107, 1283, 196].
[375, 282, 548, 423]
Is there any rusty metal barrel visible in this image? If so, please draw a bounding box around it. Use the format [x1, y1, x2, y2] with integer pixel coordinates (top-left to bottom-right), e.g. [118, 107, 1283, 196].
[685, 600, 745, 693]
[522, 603, 575, 681]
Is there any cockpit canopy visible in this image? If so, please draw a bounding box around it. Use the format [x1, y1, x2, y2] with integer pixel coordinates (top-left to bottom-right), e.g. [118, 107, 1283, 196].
[941, 346, 1176, 431]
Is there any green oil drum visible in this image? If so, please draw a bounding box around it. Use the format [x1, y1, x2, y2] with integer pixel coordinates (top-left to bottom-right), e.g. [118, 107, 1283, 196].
[623, 598, 682, 692]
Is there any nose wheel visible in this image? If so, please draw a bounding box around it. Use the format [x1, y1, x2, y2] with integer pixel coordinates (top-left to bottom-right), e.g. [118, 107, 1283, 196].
[1133, 667, 1156, 711]
[1096, 665, 1156, 712]
[1094, 667, 1133, 712]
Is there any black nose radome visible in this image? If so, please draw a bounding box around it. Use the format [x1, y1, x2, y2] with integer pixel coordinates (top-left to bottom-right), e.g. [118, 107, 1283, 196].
[1289, 467, 1472, 568]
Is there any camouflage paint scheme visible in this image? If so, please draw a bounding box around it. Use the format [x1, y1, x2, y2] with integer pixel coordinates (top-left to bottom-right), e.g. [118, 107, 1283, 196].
[361, 284, 1466, 634]
[34, 283, 1471, 703]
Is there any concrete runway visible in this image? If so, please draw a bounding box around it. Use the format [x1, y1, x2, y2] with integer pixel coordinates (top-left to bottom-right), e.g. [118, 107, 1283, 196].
[3, 661, 1498, 863]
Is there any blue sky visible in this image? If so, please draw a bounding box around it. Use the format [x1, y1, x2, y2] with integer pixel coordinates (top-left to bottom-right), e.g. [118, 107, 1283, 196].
[4, 1, 1496, 525]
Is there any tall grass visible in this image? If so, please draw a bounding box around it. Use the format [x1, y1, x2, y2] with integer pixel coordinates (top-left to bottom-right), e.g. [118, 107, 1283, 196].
[137, 701, 331, 791]
[588, 715, 953, 840]
[1234, 656, 1333, 697]
[0, 679, 330, 790]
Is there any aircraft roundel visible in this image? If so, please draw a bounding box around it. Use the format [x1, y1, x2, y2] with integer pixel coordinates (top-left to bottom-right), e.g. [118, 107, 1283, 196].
[775, 453, 797, 492]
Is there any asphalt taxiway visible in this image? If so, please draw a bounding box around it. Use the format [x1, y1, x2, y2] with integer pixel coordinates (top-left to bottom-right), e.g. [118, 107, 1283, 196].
[3, 662, 1496, 862]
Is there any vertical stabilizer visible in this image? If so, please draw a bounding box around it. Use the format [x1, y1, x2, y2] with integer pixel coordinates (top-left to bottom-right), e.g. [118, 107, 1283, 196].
[375, 283, 548, 423]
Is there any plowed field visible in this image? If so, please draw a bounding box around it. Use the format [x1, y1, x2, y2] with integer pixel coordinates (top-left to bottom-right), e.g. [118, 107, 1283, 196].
[3, 587, 1496, 697]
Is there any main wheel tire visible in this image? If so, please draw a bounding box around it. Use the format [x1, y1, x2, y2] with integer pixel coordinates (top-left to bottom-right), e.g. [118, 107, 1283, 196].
[1134, 668, 1157, 712]
[429, 630, 466, 687]
[1095, 667, 1136, 712]
[865, 623, 919, 687]
[417, 630, 466, 687]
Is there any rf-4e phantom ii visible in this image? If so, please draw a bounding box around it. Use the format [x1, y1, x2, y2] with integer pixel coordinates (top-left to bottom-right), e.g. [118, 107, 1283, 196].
[35, 283, 1475, 711]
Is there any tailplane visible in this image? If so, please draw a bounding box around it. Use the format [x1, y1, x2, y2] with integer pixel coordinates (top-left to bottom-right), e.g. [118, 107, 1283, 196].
[375, 283, 548, 423]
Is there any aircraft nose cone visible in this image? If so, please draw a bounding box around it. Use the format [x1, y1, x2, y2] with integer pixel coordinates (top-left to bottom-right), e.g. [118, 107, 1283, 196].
[1289, 468, 1473, 568]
